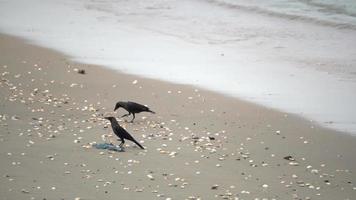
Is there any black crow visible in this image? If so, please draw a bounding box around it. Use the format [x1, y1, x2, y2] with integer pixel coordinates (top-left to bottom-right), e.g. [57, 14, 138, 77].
[104, 116, 144, 149]
[114, 101, 155, 122]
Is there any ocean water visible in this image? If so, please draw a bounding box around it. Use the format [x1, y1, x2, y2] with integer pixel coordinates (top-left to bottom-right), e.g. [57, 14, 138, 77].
[1, 0, 356, 134]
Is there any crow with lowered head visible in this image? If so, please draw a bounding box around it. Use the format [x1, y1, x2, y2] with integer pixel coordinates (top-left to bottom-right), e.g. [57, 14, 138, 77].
[114, 101, 155, 122]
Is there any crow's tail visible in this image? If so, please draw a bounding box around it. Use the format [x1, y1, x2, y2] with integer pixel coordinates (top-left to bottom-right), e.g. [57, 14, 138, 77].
[131, 139, 144, 149]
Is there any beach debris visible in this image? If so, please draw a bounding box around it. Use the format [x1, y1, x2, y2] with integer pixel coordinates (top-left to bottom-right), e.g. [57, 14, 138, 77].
[289, 161, 299, 166]
[92, 143, 124, 152]
[21, 189, 30, 194]
[240, 190, 250, 194]
[77, 69, 86, 74]
[46, 154, 56, 161]
[147, 174, 155, 180]
[283, 155, 295, 161]
[11, 115, 19, 120]
[169, 151, 178, 157]
[211, 184, 219, 190]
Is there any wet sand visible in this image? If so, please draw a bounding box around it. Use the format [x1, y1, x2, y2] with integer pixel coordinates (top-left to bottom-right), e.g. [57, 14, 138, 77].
[0, 33, 355, 200]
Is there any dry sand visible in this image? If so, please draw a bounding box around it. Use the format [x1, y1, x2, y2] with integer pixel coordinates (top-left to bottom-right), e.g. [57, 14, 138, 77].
[0, 33, 355, 200]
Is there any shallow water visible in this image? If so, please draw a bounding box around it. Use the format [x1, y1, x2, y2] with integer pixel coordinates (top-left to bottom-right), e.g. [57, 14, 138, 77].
[1, 0, 356, 134]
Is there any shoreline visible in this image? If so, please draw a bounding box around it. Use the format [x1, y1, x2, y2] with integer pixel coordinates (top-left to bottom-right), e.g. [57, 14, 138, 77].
[1, 33, 356, 199]
[2, 0, 356, 135]
[2, 31, 355, 136]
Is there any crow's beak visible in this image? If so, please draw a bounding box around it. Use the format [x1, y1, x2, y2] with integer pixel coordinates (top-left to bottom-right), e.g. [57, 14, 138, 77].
[104, 117, 109, 120]
[114, 104, 119, 111]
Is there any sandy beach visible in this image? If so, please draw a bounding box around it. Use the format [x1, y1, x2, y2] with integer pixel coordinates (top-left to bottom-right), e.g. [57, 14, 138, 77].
[1, 33, 356, 200]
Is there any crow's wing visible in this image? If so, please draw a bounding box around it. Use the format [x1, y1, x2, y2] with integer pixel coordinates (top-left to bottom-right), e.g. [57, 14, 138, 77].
[127, 101, 149, 112]
[115, 125, 135, 140]
[115, 125, 144, 149]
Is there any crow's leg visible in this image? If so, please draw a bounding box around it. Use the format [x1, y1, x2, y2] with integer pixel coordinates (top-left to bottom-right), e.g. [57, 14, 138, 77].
[119, 139, 125, 148]
[120, 113, 130, 118]
[130, 113, 136, 123]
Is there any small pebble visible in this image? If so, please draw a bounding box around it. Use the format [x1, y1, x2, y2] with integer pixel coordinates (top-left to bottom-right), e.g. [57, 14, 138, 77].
[21, 189, 30, 194]
[211, 184, 219, 190]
